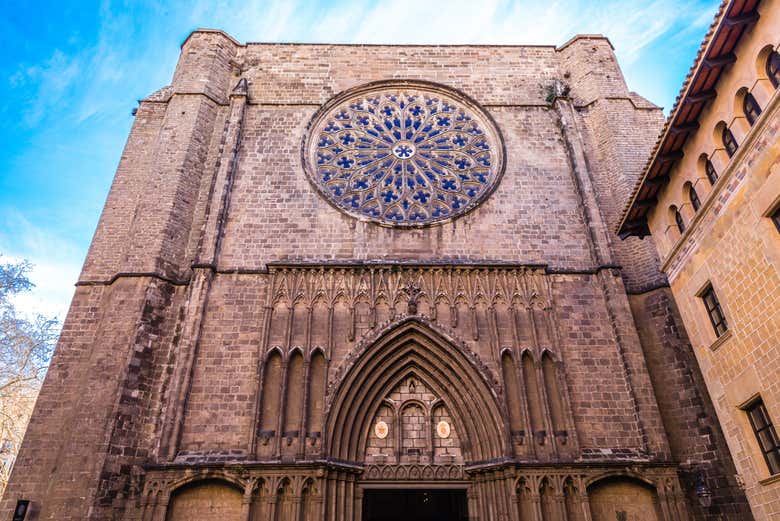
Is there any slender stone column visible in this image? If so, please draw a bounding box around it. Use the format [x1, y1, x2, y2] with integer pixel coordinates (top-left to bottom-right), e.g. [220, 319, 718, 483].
[292, 495, 302, 521]
[354, 483, 363, 521]
[151, 495, 169, 521]
[468, 486, 479, 521]
[579, 491, 593, 521]
[140, 493, 156, 521]
[531, 492, 543, 521]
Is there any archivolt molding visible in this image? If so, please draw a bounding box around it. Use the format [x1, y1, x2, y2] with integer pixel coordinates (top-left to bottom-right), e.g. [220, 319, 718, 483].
[327, 315, 496, 401]
[324, 318, 509, 464]
[510, 466, 683, 496]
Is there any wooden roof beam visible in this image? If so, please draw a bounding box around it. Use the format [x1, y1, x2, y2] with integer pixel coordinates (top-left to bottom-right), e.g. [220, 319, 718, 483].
[633, 197, 658, 210]
[685, 90, 717, 104]
[658, 151, 684, 164]
[645, 175, 670, 188]
[723, 11, 759, 28]
[669, 121, 700, 136]
[703, 52, 736, 69]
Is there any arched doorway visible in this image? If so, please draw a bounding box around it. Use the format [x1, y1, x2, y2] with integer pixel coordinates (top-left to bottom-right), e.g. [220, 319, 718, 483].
[587, 476, 662, 521]
[165, 479, 243, 521]
[325, 319, 508, 521]
[362, 489, 468, 521]
[325, 318, 507, 463]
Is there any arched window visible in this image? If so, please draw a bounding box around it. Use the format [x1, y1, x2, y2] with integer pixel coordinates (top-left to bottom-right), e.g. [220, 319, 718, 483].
[673, 206, 685, 234]
[259, 351, 283, 441]
[522, 352, 544, 439]
[689, 185, 701, 212]
[283, 351, 304, 444]
[722, 126, 738, 157]
[541, 353, 566, 434]
[501, 352, 524, 438]
[705, 158, 718, 185]
[767, 50, 780, 88]
[743, 92, 762, 126]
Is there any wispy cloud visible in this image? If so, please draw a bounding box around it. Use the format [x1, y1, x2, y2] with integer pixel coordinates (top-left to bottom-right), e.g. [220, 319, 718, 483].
[0, 211, 82, 321]
[9, 49, 84, 127]
[0, 0, 720, 324]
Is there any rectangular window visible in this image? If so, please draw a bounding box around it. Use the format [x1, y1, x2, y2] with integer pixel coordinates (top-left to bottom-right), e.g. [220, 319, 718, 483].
[745, 398, 780, 476]
[701, 285, 728, 337]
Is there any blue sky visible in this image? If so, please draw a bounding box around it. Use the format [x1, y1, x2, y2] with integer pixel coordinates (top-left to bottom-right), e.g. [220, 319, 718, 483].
[0, 0, 719, 320]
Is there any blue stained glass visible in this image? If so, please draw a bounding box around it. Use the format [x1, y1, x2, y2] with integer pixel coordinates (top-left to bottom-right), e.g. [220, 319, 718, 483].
[308, 87, 500, 226]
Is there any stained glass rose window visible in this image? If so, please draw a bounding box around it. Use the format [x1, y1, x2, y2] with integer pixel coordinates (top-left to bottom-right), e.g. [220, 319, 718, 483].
[303, 82, 504, 226]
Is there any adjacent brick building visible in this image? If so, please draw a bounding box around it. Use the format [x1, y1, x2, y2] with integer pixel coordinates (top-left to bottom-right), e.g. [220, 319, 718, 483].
[619, 0, 780, 519]
[0, 9, 758, 520]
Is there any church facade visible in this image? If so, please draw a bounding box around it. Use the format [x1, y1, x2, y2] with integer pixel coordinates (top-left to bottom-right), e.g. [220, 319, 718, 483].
[0, 25, 755, 521]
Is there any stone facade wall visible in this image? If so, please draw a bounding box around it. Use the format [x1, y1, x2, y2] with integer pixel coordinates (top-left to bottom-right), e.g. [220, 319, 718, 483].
[0, 30, 751, 521]
[642, 2, 780, 519]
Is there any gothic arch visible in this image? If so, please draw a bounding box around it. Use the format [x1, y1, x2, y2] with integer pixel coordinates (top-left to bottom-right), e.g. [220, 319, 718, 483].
[585, 470, 657, 490]
[400, 397, 430, 416]
[541, 350, 566, 434]
[308, 346, 326, 362]
[587, 474, 663, 521]
[166, 472, 247, 496]
[165, 477, 244, 521]
[306, 349, 327, 441]
[324, 318, 507, 463]
[328, 315, 493, 397]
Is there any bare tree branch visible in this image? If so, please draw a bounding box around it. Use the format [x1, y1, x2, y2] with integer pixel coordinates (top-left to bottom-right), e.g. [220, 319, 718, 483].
[0, 256, 58, 496]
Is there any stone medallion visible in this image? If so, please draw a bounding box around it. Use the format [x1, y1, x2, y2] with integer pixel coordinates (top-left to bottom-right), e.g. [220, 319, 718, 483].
[374, 421, 389, 439]
[436, 420, 451, 439]
[303, 81, 505, 226]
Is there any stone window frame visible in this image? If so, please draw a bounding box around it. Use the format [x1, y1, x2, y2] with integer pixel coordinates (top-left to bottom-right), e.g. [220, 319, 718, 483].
[672, 205, 685, 234]
[743, 91, 763, 126]
[767, 49, 780, 89]
[741, 396, 780, 477]
[688, 184, 701, 212]
[721, 125, 739, 158]
[698, 283, 728, 339]
[704, 156, 719, 186]
[300, 79, 507, 228]
[771, 204, 780, 234]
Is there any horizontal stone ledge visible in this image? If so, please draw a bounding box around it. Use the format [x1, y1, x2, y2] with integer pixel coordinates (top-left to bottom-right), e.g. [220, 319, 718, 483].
[76, 262, 631, 287]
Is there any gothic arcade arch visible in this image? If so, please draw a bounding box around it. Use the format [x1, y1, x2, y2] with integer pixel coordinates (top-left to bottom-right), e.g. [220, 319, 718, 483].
[587, 474, 663, 521]
[324, 318, 508, 464]
[165, 478, 244, 521]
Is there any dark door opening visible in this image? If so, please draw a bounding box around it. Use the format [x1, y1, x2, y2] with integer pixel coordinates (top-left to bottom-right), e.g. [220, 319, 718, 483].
[362, 489, 468, 521]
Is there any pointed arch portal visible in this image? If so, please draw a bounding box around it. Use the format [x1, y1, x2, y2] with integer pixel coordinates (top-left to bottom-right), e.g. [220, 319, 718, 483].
[325, 318, 508, 465]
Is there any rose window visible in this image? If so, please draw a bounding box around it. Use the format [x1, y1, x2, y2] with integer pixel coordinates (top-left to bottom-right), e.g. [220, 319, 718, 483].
[303, 82, 504, 226]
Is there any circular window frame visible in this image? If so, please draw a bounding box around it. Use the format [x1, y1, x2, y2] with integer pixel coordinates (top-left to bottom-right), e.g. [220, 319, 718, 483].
[300, 79, 507, 228]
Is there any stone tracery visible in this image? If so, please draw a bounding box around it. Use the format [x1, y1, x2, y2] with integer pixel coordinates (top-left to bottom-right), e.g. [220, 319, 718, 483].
[304, 82, 504, 226]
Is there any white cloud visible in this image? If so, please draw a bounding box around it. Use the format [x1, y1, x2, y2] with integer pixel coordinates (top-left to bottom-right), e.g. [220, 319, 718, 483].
[0, 211, 82, 321]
